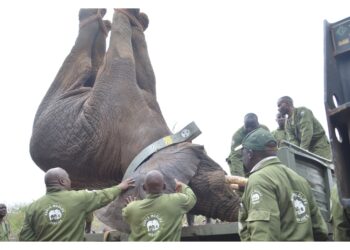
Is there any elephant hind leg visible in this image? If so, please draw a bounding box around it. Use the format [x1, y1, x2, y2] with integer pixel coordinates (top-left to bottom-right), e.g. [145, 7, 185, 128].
[52, 9, 109, 92]
[85, 19, 111, 87]
[79, 9, 108, 36]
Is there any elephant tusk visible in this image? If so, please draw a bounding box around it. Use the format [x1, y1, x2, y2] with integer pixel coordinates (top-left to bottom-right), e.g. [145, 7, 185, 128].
[225, 175, 248, 186]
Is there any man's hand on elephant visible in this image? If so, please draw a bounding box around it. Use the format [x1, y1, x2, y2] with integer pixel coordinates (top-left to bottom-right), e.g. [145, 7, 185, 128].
[175, 178, 184, 193]
[117, 178, 135, 191]
[230, 183, 240, 190]
[125, 196, 137, 205]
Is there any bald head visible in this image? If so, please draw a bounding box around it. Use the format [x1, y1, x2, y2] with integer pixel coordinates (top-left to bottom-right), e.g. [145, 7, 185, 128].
[143, 170, 165, 194]
[44, 167, 71, 190]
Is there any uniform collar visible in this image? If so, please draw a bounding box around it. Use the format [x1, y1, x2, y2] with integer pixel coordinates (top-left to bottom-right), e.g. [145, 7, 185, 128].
[250, 156, 280, 174]
[46, 187, 65, 194]
[146, 193, 163, 199]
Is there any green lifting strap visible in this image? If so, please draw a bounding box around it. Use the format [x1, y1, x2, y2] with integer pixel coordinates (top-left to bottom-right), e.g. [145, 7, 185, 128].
[123, 122, 201, 180]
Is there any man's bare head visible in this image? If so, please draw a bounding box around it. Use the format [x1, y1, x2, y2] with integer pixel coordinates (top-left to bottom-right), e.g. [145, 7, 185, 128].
[143, 170, 166, 194]
[44, 167, 71, 190]
[0, 203, 7, 219]
[277, 96, 294, 116]
[244, 113, 260, 133]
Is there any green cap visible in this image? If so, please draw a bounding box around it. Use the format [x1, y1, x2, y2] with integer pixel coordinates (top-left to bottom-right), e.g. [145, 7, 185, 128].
[242, 128, 277, 151]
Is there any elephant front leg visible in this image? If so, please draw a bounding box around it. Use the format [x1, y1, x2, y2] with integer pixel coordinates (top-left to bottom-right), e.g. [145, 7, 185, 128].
[87, 19, 111, 87]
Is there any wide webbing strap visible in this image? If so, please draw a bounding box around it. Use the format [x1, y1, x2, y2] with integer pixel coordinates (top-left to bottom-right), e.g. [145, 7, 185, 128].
[123, 122, 201, 180]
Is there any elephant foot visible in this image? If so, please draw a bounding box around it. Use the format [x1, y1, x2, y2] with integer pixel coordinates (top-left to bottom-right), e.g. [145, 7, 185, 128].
[115, 8, 149, 31]
[79, 8, 110, 36]
[137, 12, 149, 31]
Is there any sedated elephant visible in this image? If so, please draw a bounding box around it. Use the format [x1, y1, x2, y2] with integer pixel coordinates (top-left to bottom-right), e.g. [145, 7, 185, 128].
[30, 8, 240, 232]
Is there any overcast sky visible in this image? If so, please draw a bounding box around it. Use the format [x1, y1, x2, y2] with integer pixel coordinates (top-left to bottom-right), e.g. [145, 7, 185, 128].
[1, 0, 349, 206]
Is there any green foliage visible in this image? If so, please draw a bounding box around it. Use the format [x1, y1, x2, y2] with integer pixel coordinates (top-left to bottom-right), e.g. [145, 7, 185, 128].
[6, 203, 28, 241]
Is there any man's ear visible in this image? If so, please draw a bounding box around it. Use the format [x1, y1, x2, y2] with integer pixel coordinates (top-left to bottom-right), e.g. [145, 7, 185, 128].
[58, 178, 65, 186]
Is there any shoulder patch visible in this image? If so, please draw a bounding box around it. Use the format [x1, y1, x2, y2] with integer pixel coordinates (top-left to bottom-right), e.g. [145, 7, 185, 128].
[291, 192, 309, 223]
[250, 190, 262, 205]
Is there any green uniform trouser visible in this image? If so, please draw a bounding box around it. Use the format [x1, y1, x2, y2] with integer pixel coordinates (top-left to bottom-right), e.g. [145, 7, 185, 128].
[331, 186, 350, 241]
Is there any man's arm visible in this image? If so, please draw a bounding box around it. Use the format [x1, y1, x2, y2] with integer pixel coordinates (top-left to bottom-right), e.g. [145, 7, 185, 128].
[309, 194, 328, 240]
[285, 121, 299, 146]
[331, 186, 350, 241]
[174, 179, 197, 212]
[240, 183, 281, 241]
[81, 178, 135, 213]
[298, 108, 314, 150]
[19, 212, 36, 241]
[231, 127, 244, 151]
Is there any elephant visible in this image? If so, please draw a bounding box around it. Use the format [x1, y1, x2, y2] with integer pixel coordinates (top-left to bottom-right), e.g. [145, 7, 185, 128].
[30, 8, 240, 232]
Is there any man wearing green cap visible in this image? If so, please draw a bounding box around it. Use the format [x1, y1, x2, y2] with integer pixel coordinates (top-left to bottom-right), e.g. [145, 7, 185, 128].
[238, 128, 328, 241]
[277, 96, 331, 159]
[226, 113, 269, 177]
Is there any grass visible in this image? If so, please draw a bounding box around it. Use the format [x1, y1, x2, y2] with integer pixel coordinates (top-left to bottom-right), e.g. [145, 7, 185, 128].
[6, 203, 28, 241]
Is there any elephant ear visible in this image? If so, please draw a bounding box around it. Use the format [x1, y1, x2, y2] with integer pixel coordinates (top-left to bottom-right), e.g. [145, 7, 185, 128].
[95, 142, 201, 232]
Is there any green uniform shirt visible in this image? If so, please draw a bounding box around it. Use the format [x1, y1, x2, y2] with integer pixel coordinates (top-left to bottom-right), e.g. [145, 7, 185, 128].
[19, 186, 122, 241]
[271, 128, 287, 147]
[122, 183, 196, 241]
[0, 219, 10, 241]
[285, 107, 331, 159]
[239, 156, 328, 241]
[227, 125, 269, 176]
[330, 185, 350, 241]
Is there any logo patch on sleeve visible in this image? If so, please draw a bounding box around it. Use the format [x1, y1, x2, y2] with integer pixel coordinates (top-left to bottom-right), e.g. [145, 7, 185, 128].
[250, 190, 262, 205]
[291, 192, 309, 223]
